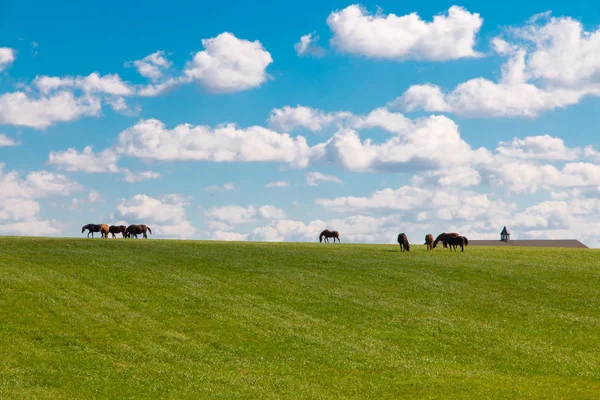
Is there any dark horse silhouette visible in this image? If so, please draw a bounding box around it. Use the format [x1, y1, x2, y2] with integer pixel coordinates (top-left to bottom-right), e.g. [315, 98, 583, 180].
[319, 229, 340, 243]
[446, 235, 466, 252]
[109, 225, 127, 238]
[433, 232, 460, 249]
[397, 233, 410, 252]
[424, 234, 434, 250]
[126, 224, 152, 239]
[82, 224, 109, 238]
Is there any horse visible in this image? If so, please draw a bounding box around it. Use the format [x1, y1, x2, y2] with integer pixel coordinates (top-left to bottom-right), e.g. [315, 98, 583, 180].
[109, 225, 127, 238]
[446, 235, 466, 252]
[425, 234, 434, 251]
[449, 236, 469, 251]
[100, 224, 110, 239]
[397, 233, 410, 252]
[126, 224, 152, 239]
[319, 229, 340, 243]
[82, 224, 102, 238]
[433, 232, 460, 249]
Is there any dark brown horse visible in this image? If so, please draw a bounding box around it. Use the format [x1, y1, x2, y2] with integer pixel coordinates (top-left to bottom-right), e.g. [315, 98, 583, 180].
[433, 232, 460, 249]
[397, 233, 410, 252]
[446, 235, 466, 252]
[126, 224, 152, 239]
[82, 224, 103, 238]
[109, 225, 127, 238]
[425, 234, 434, 250]
[319, 229, 340, 243]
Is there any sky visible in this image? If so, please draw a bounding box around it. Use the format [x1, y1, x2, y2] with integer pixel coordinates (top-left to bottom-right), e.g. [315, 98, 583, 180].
[2, 0, 600, 246]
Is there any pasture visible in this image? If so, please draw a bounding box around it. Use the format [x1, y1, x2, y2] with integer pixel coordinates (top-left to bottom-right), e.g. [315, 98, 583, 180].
[1, 237, 599, 399]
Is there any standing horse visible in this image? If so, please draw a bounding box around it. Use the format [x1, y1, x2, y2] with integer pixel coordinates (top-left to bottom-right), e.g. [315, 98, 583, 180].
[397, 233, 410, 252]
[109, 225, 127, 238]
[433, 232, 460, 249]
[446, 235, 466, 252]
[82, 224, 102, 238]
[319, 229, 340, 243]
[425, 234, 434, 251]
[100, 224, 110, 239]
[126, 224, 152, 239]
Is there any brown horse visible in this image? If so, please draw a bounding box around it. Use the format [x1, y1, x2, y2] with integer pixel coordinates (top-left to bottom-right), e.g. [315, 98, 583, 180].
[397, 233, 410, 252]
[126, 224, 152, 239]
[319, 229, 340, 243]
[100, 224, 110, 239]
[82, 224, 103, 238]
[425, 234, 434, 250]
[446, 235, 466, 252]
[433, 232, 460, 249]
[109, 225, 127, 238]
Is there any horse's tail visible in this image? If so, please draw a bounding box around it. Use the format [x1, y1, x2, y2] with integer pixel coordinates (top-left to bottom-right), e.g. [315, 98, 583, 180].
[463, 237, 468, 246]
[147, 226, 152, 235]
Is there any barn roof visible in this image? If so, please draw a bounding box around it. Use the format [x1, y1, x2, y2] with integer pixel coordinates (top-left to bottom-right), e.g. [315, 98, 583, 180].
[501, 226, 509, 235]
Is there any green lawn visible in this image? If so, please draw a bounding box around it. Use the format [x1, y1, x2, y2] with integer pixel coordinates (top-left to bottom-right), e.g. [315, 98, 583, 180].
[1, 237, 599, 399]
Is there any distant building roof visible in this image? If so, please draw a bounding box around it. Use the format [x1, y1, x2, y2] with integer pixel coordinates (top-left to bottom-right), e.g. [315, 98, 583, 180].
[501, 226, 509, 235]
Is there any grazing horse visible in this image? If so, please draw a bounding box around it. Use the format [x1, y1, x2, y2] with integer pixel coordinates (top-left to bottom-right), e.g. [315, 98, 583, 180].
[319, 229, 340, 243]
[397, 233, 410, 252]
[109, 225, 127, 238]
[126, 224, 152, 239]
[82, 224, 102, 238]
[446, 235, 466, 252]
[449, 236, 469, 251]
[425, 234, 434, 251]
[433, 232, 460, 249]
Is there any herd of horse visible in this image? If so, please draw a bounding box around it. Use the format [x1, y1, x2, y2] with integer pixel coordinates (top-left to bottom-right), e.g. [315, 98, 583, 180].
[81, 224, 152, 239]
[319, 230, 469, 252]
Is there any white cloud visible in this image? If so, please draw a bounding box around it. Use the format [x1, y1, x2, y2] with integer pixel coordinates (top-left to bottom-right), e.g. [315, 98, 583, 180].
[204, 183, 235, 192]
[0, 165, 81, 236]
[294, 33, 325, 57]
[116, 194, 196, 238]
[204, 204, 286, 226]
[327, 5, 483, 61]
[183, 32, 273, 93]
[0, 47, 15, 71]
[251, 219, 327, 242]
[0, 134, 18, 147]
[128, 50, 172, 82]
[123, 169, 161, 183]
[268, 105, 352, 132]
[0, 91, 101, 129]
[33, 73, 134, 96]
[265, 181, 289, 188]
[48, 146, 119, 173]
[395, 13, 600, 117]
[115, 118, 314, 168]
[213, 231, 248, 241]
[306, 171, 342, 186]
[496, 135, 579, 161]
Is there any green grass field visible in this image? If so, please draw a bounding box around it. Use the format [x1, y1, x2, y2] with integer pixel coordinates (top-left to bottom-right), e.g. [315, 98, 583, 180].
[1, 237, 599, 399]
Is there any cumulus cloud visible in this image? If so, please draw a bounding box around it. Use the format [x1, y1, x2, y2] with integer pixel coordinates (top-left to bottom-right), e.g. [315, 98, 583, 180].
[122, 169, 161, 183]
[265, 181, 289, 188]
[495, 135, 579, 161]
[268, 105, 353, 132]
[33, 73, 134, 96]
[127, 50, 172, 82]
[395, 12, 600, 117]
[0, 91, 101, 129]
[0, 47, 15, 71]
[306, 171, 342, 186]
[183, 32, 273, 93]
[0, 134, 18, 147]
[116, 194, 196, 238]
[0, 165, 81, 236]
[203, 183, 235, 192]
[294, 33, 325, 57]
[48, 146, 120, 173]
[204, 204, 286, 226]
[213, 231, 249, 241]
[327, 5, 483, 61]
[115, 118, 314, 168]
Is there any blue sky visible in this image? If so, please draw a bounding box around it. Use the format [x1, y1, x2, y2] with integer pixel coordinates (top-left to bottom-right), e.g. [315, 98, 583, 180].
[2, 0, 600, 245]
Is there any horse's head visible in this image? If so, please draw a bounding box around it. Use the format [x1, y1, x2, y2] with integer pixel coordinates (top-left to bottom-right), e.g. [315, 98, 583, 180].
[406, 242, 410, 251]
[81, 225, 88, 233]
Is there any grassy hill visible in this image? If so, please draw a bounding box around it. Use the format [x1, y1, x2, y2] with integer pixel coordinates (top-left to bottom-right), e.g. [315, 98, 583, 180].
[1, 237, 599, 399]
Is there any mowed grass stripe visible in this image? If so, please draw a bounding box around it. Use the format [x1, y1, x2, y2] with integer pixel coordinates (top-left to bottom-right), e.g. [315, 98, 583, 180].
[0, 237, 599, 399]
